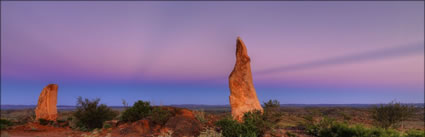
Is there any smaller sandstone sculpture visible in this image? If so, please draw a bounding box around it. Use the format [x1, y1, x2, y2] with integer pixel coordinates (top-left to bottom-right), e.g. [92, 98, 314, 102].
[229, 37, 263, 122]
[35, 84, 58, 121]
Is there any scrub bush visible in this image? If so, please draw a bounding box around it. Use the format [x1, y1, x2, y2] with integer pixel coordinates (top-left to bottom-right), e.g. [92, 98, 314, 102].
[404, 130, 425, 137]
[151, 107, 172, 125]
[120, 100, 152, 122]
[73, 97, 118, 131]
[302, 117, 425, 137]
[0, 119, 13, 130]
[263, 100, 282, 130]
[215, 116, 245, 137]
[38, 118, 54, 125]
[372, 101, 415, 129]
[215, 99, 283, 137]
[120, 100, 173, 125]
[215, 110, 271, 137]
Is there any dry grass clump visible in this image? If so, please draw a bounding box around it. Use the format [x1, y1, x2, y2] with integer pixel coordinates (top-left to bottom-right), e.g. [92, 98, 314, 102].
[194, 110, 207, 124]
[198, 128, 223, 137]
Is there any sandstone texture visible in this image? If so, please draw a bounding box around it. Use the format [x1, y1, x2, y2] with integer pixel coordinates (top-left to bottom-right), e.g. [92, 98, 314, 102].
[116, 107, 201, 137]
[35, 84, 58, 121]
[164, 108, 201, 137]
[229, 37, 263, 122]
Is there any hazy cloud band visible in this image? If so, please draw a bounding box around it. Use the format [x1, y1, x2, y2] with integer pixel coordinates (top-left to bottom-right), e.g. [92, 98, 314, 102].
[255, 42, 424, 75]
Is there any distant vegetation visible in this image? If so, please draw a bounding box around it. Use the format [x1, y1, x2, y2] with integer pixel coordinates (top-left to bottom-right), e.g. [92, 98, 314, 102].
[372, 101, 416, 129]
[72, 96, 118, 131]
[1, 98, 423, 137]
[305, 117, 424, 137]
[263, 99, 283, 130]
[214, 99, 425, 137]
[301, 101, 424, 137]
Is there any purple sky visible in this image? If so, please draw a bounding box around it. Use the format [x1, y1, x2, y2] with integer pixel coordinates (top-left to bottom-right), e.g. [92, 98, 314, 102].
[1, 2, 424, 106]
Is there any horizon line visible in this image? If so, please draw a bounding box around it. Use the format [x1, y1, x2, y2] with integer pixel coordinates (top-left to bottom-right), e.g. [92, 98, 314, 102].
[2, 102, 424, 106]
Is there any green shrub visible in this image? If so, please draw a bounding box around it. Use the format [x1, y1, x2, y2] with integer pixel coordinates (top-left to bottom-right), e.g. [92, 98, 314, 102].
[263, 100, 280, 109]
[120, 100, 152, 122]
[263, 100, 282, 130]
[120, 100, 174, 125]
[57, 119, 66, 123]
[215, 110, 267, 137]
[215, 116, 244, 137]
[215, 100, 283, 137]
[38, 118, 54, 125]
[0, 119, 14, 130]
[372, 101, 415, 129]
[243, 110, 266, 136]
[404, 130, 425, 137]
[151, 107, 172, 125]
[73, 97, 118, 131]
[304, 118, 405, 137]
[304, 117, 339, 136]
[55, 119, 68, 127]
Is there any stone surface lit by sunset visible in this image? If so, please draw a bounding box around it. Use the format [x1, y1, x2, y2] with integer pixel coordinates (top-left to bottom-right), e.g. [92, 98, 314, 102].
[229, 37, 263, 122]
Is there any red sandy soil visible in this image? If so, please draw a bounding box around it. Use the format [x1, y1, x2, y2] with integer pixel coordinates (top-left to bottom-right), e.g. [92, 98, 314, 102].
[1, 107, 206, 137]
[2, 121, 173, 137]
[2, 122, 83, 137]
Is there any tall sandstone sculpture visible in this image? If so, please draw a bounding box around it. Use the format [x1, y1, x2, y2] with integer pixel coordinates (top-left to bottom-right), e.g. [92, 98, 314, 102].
[229, 37, 263, 122]
[35, 84, 58, 121]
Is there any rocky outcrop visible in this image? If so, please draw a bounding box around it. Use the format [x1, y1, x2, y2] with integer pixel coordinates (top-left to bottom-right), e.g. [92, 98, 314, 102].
[164, 108, 201, 137]
[229, 37, 263, 122]
[116, 107, 201, 137]
[118, 119, 153, 136]
[35, 84, 58, 121]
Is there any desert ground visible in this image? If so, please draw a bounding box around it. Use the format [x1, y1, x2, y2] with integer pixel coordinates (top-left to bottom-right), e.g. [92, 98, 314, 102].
[1, 104, 424, 137]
